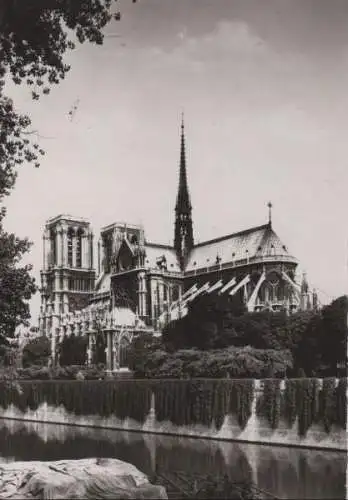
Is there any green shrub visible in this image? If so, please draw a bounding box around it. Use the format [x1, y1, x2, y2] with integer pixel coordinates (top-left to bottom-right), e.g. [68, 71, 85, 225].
[282, 379, 298, 428]
[229, 380, 254, 429]
[335, 378, 347, 429]
[319, 378, 337, 433]
[17, 366, 51, 380]
[22, 337, 50, 368]
[140, 347, 292, 379]
[0, 376, 345, 438]
[296, 378, 322, 436]
[256, 379, 281, 430]
[58, 334, 88, 366]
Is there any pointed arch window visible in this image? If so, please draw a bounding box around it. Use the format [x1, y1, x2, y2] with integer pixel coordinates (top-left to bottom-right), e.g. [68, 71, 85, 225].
[50, 230, 57, 266]
[76, 228, 83, 268]
[67, 228, 74, 267]
[119, 337, 130, 368]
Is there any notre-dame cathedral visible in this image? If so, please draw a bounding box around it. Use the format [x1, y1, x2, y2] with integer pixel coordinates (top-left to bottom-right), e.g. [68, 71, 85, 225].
[39, 119, 317, 370]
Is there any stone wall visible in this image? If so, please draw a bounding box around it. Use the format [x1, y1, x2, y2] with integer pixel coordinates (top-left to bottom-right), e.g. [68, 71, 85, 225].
[0, 378, 346, 451]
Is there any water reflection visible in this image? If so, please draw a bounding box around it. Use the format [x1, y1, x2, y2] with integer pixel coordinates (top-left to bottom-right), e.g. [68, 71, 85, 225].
[0, 419, 345, 499]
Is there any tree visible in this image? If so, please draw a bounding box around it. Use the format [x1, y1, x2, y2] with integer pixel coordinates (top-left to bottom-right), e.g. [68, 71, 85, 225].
[162, 291, 347, 377]
[0, 226, 36, 338]
[0, 1, 123, 334]
[22, 335, 50, 367]
[129, 332, 163, 376]
[0, 0, 121, 198]
[92, 327, 106, 365]
[318, 295, 348, 375]
[58, 333, 88, 366]
[162, 293, 247, 351]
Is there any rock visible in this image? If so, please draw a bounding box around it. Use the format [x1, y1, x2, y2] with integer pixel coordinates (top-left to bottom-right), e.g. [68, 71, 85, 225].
[0, 458, 167, 499]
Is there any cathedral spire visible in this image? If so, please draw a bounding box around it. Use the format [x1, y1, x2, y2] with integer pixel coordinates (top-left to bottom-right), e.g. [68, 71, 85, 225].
[175, 113, 191, 213]
[174, 114, 194, 269]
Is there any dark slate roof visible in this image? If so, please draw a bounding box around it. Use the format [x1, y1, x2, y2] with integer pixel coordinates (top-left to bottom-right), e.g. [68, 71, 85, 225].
[145, 243, 181, 272]
[185, 224, 296, 271]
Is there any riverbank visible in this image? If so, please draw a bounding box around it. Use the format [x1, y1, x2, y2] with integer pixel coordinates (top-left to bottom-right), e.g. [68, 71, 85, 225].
[0, 378, 346, 451]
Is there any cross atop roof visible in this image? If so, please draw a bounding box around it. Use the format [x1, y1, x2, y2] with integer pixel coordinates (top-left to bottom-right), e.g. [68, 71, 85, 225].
[267, 201, 273, 226]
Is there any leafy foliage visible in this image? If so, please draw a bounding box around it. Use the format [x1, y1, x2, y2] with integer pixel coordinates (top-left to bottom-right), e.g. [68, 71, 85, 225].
[0, 377, 345, 437]
[162, 293, 348, 377]
[152, 379, 254, 430]
[22, 335, 50, 368]
[0, 379, 152, 423]
[229, 380, 254, 429]
[318, 296, 348, 375]
[282, 379, 298, 428]
[135, 346, 293, 379]
[58, 333, 88, 366]
[257, 378, 348, 437]
[256, 379, 281, 430]
[0, 0, 121, 197]
[0, 228, 36, 338]
[0, 1, 124, 338]
[295, 378, 320, 437]
[128, 333, 162, 377]
[163, 293, 247, 351]
[92, 328, 106, 365]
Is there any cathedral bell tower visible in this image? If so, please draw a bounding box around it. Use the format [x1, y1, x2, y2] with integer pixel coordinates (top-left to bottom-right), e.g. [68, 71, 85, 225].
[39, 215, 96, 338]
[174, 115, 194, 270]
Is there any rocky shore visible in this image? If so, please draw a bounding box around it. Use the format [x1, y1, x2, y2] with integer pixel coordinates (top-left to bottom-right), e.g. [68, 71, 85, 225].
[0, 458, 167, 499]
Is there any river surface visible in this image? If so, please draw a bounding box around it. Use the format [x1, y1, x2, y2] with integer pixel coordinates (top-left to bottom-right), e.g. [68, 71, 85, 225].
[0, 418, 346, 499]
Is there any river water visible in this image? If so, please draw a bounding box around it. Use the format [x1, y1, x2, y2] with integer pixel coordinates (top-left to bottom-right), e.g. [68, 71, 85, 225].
[0, 418, 345, 499]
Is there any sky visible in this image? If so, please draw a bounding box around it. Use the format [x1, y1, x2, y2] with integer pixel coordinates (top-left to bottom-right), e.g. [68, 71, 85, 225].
[3, 0, 348, 324]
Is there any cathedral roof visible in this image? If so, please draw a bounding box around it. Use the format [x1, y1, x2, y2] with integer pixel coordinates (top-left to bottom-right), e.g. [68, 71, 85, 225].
[145, 243, 181, 272]
[185, 223, 296, 271]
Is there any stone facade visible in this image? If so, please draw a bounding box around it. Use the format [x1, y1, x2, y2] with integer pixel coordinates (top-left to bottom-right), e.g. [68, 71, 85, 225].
[38, 120, 318, 369]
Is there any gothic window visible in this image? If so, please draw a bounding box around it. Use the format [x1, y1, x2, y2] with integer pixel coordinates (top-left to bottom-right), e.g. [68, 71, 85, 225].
[118, 250, 133, 271]
[172, 286, 179, 302]
[76, 228, 83, 268]
[50, 230, 56, 265]
[163, 285, 168, 302]
[267, 272, 279, 302]
[67, 228, 74, 267]
[104, 236, 112, 273]
[119, 337, 130, 368]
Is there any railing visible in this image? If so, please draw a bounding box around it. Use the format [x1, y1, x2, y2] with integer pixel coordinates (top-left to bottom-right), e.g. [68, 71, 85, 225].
[110, 267, 182, 279]
[184, 254, 297, 277]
